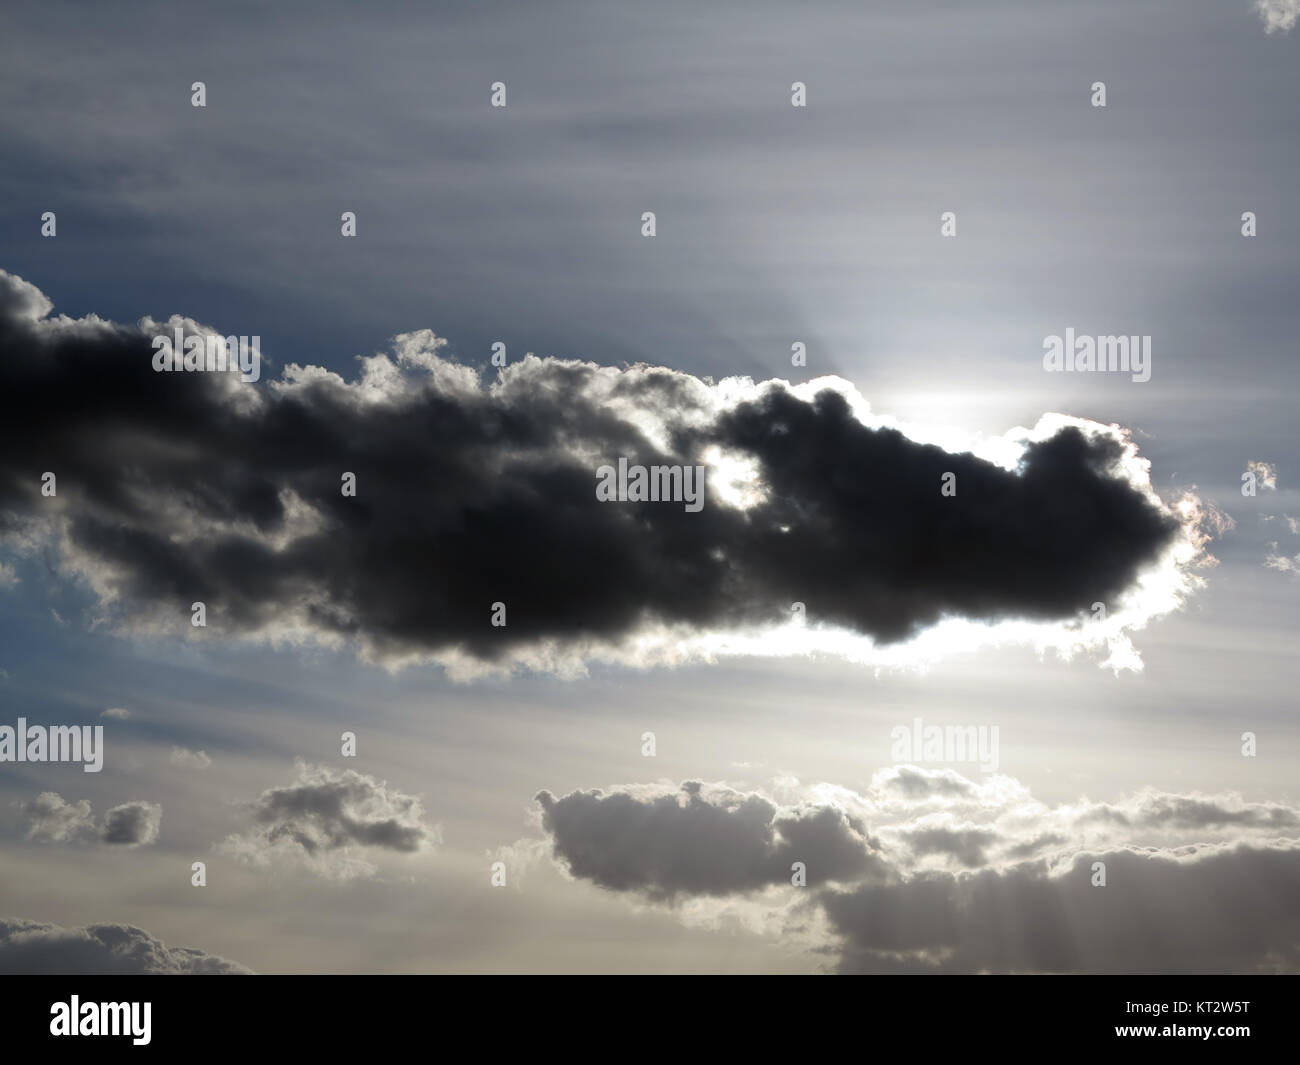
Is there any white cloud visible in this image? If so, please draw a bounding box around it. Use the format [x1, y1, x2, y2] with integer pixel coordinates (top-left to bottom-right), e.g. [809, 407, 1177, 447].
[1255, 0, 1300, 34]
[169, 746, 212, 770]
[1247, 459, 1279, 490]
[18, 792, 95, 842]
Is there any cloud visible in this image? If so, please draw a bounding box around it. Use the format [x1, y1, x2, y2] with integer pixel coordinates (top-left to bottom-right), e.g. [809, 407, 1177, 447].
[875, 764, 978, 801]
[1266, 544, 1300, 577]
[0, 269, 1207, 678]
[218, 762, 436, 879]
[0, 918, 250, 974]
[535, 767, 1300, 972]
[18, 792, 95, 842]
[536, 781, 881, 900]
[1247, 459, 1279, 490]
[1078, 791, 1299, 832]
[897, 825, 999, 868]
[1255, 0, 1300, 34]
[169, 746, 212, 770]
[17, 792, 161, 847]
[100, 801, 162, 846]
[824, 841, 1300, 973]
[486, 837, 551, 891]
[100, 707, 132, 720]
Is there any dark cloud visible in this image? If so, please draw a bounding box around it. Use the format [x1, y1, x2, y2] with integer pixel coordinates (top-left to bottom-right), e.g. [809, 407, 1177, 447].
[689, 388, 1180, 641]
[0, 917, 250, 974]
[100, 801, 162, 846]
[535, 782, 881, 900]
[220, 763, 433, 877]
[0, 269, 1187, 673]
[823, 843, 1300, 974]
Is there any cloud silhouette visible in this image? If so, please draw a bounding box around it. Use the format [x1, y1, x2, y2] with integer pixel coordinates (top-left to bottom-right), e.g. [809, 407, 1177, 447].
[0, 269, 1201, 677]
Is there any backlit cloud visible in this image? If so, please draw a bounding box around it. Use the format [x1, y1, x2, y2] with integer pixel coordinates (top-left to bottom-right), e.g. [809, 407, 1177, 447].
[0, 269, 1211, 679]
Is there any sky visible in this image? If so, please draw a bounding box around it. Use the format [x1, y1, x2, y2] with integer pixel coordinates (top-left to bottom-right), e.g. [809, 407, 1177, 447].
[0, 0, 1297, 974]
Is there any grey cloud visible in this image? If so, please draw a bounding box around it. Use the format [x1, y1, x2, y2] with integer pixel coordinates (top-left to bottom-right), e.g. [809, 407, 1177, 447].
[876, 765, 978, 801]
[901, 826, 999, 868]
[0, 917, 250, 974]
[1004, 833, 1069, 859]
[538, 770, 1300, 972]
[220, 763, 434, 877]
[824, 842, 1300, 974]
[18, 792, 161, 847]
[100, 801, 162, 847]
[1080, 792, 1300, 832]
[535, 781, 881, 900]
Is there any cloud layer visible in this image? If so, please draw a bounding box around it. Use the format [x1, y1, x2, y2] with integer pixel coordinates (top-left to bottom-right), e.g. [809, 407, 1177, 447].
[535, 767, 1300, 973]
[0, 918, 250, 974]
[0, 269, 1202, 677]
[824, 840, 1300, 974]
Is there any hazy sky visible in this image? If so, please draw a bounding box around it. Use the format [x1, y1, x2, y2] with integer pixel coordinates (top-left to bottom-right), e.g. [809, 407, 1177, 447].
[0, 0, 1298, 974]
